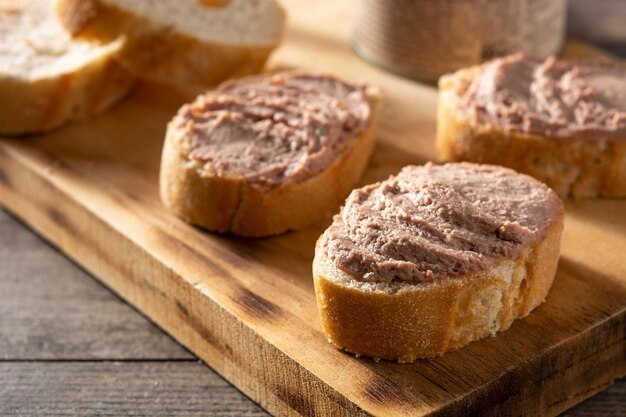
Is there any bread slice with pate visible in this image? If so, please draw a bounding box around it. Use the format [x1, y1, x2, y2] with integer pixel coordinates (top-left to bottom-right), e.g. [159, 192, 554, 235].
[55, 0, 286, 87]
[437, 54, 626, 198]
[0, 0, 133, 135]
[313, 162, 563, 362]
[160, 71, 382, 237]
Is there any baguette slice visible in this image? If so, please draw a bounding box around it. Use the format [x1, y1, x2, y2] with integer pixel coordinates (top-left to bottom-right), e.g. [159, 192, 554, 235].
[0, 0, 133, 135]
[160, 72, 381, 237]
[55, 0, 286, 87]
[437, 55, 626, 198]
[313, 163, 564, 362]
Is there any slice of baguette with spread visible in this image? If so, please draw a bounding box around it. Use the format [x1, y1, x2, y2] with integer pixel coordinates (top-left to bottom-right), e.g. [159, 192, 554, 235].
[0, 0, 133, 135]
[160, 71, 381, 237]
[313, 163, 564, 362]
[55, 0, 286, 87]
[437, 54, 626, 198]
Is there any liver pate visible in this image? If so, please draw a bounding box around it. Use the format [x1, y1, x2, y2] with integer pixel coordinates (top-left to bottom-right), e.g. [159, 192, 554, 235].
[320, 163, 562, 284]
[170, 72, 374, 187]
[456, 54, 626, 139]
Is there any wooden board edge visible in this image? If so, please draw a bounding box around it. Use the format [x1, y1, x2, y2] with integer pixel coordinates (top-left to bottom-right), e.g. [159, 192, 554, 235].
[431, 309, 625, 416]
[0, 143, 370, 417]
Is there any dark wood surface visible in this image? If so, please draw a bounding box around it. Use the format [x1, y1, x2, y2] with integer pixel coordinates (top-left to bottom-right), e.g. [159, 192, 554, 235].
[0, 207, 624, 417]
[0, 208, 266, 416]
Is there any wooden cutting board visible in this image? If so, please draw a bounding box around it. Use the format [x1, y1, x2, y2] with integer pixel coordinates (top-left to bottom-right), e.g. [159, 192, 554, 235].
[1, 1, 624, 416]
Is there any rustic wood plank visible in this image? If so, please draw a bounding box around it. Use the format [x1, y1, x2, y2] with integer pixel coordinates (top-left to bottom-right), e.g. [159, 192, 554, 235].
[1, 205, 624, 416]
[0, 361, 621, 417]
[564, 380, 626, 417]
[0, 1, 624, 415]
[0, 209, 192, 360]
[0, 362, 267, 416]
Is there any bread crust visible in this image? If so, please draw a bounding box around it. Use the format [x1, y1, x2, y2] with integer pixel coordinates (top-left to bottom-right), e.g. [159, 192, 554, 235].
[0, 40, 134, 136]
[55, 0, 283, 86]
[312, 213, 564, 362]
[436, 67, 626, 198]
[159, 88, 382, 237]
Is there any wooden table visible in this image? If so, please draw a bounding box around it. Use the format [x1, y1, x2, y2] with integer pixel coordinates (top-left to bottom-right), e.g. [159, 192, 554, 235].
[0, 206, 614, 417]
[0, 207, 623, 416]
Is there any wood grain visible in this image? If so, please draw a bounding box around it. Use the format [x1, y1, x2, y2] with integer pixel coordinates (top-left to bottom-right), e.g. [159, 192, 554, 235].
[0, 1, 624, 416]
[0, 209, 622, 417]
[0, 209, 192, 360]
[567, 383, 626, 417]
[0, 362, 266, 416]
[0, 361, 622, 417]
[0, 208, 268, 415]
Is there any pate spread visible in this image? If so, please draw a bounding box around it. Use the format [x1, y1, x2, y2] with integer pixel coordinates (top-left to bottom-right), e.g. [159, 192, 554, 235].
[456, 54, 626, 138]
[320, 163, 562, 284]
[171, 72, 373, 187]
